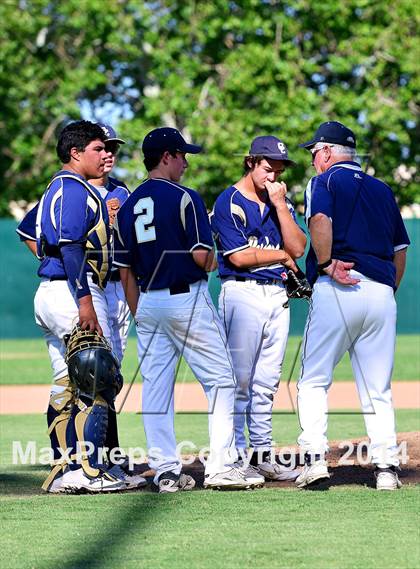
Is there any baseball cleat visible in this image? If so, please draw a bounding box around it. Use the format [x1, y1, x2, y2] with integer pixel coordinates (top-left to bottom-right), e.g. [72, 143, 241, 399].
[107, 464, 148, 490]
[44, 471, 66, 494]
[295, 460, 330, 489]
[61, 467, 126, 493]
[154, 471, 196, 494]
[204, 466, 262, 490]
[257, 461, 301, 481]
[235, 462, 265, 487]
[374, 466, 402, 491]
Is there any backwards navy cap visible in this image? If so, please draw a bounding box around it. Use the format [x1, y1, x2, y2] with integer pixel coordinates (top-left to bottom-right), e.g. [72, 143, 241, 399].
[97, 123, 126, 144]
[249, 135, 296, 166]
[142, 127, 202, 156]
[299, 121, 356, 149]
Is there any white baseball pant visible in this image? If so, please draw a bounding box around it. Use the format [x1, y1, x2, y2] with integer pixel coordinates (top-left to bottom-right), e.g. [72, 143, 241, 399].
[34, 276, 113, 400]
[104, 280, 131, 364]
[297, 272, 399, 467]
[135, 280, 238, 483]
[219, 280, 290, 451]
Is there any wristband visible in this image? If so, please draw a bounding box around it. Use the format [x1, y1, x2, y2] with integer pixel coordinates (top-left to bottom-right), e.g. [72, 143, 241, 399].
[317, 259, 332, 275]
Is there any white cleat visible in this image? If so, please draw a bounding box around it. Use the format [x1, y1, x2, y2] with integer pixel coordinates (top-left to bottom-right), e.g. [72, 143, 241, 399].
[46, 472, 65, 494]
[375, 467, 402, 491]
[235, 462, 265, 487]
[204, 466, 262, 490]
[107, 464, 148, 490]
[257, 461, 301, 482]
[61, 467, 126, 493]
[295, 460, 330, 489]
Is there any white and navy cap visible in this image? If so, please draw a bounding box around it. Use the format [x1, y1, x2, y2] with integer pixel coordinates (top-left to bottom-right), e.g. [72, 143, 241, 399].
[97, 123, 126, 144]
[300, 121, 356, 149]
[249, 135, 296, 166]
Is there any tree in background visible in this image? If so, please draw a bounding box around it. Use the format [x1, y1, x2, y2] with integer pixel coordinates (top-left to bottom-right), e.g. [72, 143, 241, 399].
[1, 0, 418, 216]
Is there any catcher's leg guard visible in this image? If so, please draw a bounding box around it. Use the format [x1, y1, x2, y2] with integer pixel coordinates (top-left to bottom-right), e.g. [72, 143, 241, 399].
[74, 394, 109, 478]
[105, 406, 120, 462]
[42, 375, 76, 491]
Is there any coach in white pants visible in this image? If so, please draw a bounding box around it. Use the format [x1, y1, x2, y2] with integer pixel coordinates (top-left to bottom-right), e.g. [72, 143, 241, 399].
[295, 121, 410, 491]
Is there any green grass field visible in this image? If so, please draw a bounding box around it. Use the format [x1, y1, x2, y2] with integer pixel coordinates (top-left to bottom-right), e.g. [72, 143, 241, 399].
[1, 411, 419, 569]
[1, 334, 419, 385]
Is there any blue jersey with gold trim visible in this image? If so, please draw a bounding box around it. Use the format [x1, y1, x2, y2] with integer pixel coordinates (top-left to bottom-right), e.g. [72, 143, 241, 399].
[114, 177, 212, 289]
[211, 185, 301, 281]
[34, 170, 111, 287]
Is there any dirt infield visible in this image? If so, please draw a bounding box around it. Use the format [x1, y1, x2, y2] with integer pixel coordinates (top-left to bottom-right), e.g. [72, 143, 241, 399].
[1, 381, 419, 414]
[135, 432, 420, 488]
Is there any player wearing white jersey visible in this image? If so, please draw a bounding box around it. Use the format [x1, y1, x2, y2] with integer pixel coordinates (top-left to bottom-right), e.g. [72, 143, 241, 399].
[114, 127, 264, 492]
[295, 121, 410, 490]
[211, 136, 306, 481]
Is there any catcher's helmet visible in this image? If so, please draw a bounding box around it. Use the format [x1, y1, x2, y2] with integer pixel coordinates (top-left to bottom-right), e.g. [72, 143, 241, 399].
[65, 325, 123, 400]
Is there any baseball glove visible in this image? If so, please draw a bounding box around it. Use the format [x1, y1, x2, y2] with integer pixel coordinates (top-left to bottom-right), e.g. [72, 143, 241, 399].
[284, 268, 312, 300]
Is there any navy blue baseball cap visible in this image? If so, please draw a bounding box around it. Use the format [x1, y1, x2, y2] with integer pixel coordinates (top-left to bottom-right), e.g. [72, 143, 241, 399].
[97, 123, 126, 144]
[142, 127, 202, 156]
[249, 136, 296, 166]
[299, 121, 356, 149]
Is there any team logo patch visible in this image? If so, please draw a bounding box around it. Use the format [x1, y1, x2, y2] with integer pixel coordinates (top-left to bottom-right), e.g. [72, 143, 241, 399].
[277, 142, 286, 153]
[101, 126, 111, 137]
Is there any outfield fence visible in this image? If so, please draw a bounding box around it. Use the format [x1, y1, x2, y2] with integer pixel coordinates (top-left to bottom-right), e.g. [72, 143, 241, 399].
[1, 218, 418, 339]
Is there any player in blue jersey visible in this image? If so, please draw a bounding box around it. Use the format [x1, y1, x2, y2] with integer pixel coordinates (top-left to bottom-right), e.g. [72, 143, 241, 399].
[17, 123, 131, 363]
[27, 120, 143, 494]
[90, 123, 131, 364]
[211, 135, 306, 481]
[295, 121, 410, 490]
[114, 127, 264, 492]
[17, 122, 146, 493]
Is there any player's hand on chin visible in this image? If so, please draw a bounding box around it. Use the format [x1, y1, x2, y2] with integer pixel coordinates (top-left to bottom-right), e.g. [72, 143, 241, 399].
[324, 260, 360, 286]
[78, 296, 103, 335]
[264, 181, 287, 208]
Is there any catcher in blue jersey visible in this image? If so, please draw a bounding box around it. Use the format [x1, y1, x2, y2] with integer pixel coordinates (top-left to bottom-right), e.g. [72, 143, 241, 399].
[18, 121, 145, 493]
[17, 124, 132, 363]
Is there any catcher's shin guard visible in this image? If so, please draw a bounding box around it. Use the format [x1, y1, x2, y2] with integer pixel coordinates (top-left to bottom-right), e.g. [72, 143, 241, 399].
[42, 375, 76, 492]
[105, 406, 121, 463]
[74, 394, 109, 478]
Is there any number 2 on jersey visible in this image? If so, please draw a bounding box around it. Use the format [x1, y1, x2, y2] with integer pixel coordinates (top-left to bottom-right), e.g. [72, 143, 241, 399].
[134, 197, 156, 243]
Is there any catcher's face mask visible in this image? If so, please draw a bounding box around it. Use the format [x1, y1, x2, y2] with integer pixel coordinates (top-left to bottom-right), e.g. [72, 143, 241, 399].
[65, 325, 122, 400]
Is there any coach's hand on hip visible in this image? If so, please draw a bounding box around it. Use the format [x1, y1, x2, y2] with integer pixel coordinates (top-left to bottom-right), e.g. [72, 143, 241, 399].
[323, 260, 360, 286]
